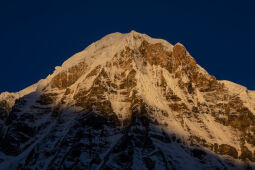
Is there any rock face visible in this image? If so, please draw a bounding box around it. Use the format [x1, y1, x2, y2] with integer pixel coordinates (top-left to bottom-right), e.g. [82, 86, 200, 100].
[1, 31, 255, 169]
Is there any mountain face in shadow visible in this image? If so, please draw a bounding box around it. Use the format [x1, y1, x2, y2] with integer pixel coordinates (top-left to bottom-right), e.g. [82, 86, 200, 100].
[1, 31, 255, 169]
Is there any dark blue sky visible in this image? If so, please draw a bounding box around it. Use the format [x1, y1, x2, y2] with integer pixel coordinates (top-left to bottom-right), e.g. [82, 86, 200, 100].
[1, 0, 255, 92]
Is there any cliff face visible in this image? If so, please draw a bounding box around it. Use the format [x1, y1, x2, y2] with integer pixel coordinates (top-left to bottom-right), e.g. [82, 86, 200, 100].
[1, 31, 255, 169]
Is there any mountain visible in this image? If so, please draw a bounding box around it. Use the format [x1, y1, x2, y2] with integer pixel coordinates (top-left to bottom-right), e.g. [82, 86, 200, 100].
[1, 30, 255, 169]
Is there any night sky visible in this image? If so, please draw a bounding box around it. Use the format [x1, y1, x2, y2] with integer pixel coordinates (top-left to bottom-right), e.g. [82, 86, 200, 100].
[1, 0, 255, 93]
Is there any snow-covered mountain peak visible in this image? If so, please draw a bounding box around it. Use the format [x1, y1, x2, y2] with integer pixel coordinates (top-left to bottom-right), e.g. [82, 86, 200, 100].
[52, 31, 173, 73]
[1, 31, 255, 169]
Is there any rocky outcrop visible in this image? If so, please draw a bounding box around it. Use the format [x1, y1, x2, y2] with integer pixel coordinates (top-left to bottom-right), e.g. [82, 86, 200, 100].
[0, 100, 10, 119]
[217, 144, 238, 159]
[51, 61, 88, 89]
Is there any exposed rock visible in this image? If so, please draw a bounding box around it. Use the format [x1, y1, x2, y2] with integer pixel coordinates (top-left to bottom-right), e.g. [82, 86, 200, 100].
[240, 146, 253, 161]
[218, 144, 238, 159]
[51, 61, 88, 89]
[0, 100, 10, 119]
[36, 93, 58, 105]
